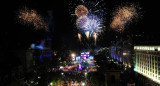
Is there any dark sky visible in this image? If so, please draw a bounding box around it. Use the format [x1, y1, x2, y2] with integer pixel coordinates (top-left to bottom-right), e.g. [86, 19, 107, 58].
[0, 0, 159, 71]
[1, 0, 159, 52]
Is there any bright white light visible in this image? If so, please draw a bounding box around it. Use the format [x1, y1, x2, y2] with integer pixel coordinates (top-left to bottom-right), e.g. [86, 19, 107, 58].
[81, 52, 84, 54]
[60, 66, 63, 69]
[50, 82, 53, 85]
[61, 73, 64, 75]
[85, 72, 87, 75]
[158, 47, 160, 51]
[82, 82, 85, 86]
[71, 53, 76, 57]
[123, 53, 127, 55]
[134, 46, 160, 51]
[85, 31, 90, 39]
[86, 52, 89, 54]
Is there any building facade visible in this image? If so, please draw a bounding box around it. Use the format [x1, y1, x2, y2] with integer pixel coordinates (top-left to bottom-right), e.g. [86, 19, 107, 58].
[110, 46, 123, 63]
[134, 46, 160, 85]
[110, 38, 133, 68]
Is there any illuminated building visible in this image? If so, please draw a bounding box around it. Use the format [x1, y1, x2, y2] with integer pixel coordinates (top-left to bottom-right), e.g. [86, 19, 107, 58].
[110, 46, 123, 62]
[110, 39, 133, 68]
[81, 52, 90, 60]
[71, 52, 96, 72]
[134, 46, 160, 84]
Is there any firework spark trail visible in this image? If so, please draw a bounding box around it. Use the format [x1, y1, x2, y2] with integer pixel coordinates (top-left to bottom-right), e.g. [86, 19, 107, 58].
[110, 6, 137, 33]
[18, 7, 48, 30]
[81, 0, 84, 3]
[93, 32, 97, 44]
[78, 33, 82, 42]
[85, 31, 90, 39]
[94, 10, 99, 13]
[95, 1, 100, 7]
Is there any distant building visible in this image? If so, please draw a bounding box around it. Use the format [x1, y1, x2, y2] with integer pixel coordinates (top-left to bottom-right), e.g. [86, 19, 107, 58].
[105, 70, 121, 86]
[25, 49, 35, 73]
[110, 38, 133, 68]
[134, 46, 160, 85]
[110, 46, 123, 62]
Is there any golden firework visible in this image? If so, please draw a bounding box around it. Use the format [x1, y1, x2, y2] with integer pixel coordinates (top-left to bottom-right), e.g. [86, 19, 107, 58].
[75, 5, 88, 17]
[18, 7, 48, 30]
[110, 6, 137, 33]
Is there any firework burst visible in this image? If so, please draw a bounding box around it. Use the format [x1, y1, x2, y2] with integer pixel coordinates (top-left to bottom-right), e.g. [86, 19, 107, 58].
[93, 32, 97, 44]
[76, 16, 89, 28]
[69, 0, 106, 42]
[110, 5, 138, 33]
[75, 5, 88, 18]
[84, 15, 102, 34]
[69, 0, 106, 17]
[18, 7, 48, 30]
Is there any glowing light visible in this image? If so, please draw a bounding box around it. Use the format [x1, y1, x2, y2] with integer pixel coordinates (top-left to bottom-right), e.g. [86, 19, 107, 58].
[50, 82, 53, 85]
[85, 72, 87, 76]
[86, 52, 89, 54]
[82, 82, 85, 86]
[71, 53, 76, 57]
[31, 43, 35, 48]
[93, 32, 97, 44]
[123, 53, 127, 55]
[158, 47, 160, 51]
[54, 53, 57, 56]
[79, 63, 82, 70]
[78, 33, 82, 42]
[90, 56, 94, 60]
[134, 46, 160, 51]
[36, 44, 45, 50]
[61, 73, 64, 75]
[76, 56, 80, 61]
[60, 66, 63, 69]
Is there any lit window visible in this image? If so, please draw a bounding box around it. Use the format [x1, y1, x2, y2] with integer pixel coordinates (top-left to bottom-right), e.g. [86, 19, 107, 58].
[158, 47, 160, 51]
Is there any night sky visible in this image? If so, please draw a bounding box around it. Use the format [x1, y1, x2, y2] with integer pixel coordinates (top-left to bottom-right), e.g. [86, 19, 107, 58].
[1, 0, 159, 54]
